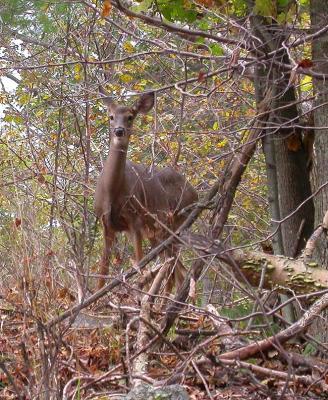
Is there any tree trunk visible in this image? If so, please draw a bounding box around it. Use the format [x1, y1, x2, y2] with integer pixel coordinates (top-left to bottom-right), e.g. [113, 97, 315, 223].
[310, 0, 328, 346]
[311, 0, 328, 265]
[250, 8, 314, 323]
[250, 11, 314, 258]
[272, 85, 314, 257]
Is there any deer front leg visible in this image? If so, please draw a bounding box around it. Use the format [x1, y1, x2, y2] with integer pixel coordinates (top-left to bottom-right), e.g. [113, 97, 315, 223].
[129, 228, 143, 273]
[98, 217, 116, 289]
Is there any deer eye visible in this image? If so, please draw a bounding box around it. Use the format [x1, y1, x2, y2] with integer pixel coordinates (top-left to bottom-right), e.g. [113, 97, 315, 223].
[127, 115, 133, 122]
[109, 115, 114, 120]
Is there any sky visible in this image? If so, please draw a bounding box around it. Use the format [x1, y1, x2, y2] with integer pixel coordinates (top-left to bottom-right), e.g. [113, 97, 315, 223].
[0, 42, 20, 119]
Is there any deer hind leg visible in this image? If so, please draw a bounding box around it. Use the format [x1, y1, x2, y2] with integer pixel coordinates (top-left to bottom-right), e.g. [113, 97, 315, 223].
[140, 240, 186, 297]
[164, 245, 187, 295]
[148, 248, 186, 309]
[98, 216, 116, 289]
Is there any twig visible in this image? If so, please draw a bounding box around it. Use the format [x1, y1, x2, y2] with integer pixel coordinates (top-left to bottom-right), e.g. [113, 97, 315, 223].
[191, 360, 214, 400]
[0, 361, 24, 400]
[303, 209, 328, 261]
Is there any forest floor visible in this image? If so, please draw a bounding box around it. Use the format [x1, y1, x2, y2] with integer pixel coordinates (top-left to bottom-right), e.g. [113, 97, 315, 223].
[0, 286, 327, 399]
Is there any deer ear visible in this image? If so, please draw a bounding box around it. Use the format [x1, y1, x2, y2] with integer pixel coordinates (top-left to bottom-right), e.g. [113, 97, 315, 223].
[99, 86, 117, 111]
[133, 92, 154, 114]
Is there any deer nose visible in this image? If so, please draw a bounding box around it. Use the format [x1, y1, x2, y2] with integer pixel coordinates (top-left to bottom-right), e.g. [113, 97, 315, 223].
[114, 128, 125, 137]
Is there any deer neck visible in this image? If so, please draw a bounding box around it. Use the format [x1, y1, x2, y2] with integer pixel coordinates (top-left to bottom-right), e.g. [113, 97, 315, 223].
[104, 140, 129, 203]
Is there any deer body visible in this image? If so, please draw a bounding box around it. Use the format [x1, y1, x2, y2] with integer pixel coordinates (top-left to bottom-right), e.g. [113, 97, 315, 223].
[95, 91, 197, 289]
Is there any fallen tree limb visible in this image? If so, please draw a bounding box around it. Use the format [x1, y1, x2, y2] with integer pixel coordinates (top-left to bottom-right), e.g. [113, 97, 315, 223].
[180, 233, 328, 293]
[206, 304, 246, 351]
[233, 249, 328, 292]
[280, 351, 328, 376]
[217, 292, 328, 360]
[208, 359, 328, 392]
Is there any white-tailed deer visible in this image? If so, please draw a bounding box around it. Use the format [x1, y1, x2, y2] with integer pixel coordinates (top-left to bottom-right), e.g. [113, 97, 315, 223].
[95, 88, 198, 290]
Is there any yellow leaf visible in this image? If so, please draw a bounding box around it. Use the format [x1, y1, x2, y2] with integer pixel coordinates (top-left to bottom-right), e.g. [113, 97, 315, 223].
[301, 75, 312, 92]
[0, 93, 7, 104]
[101, 0, 112, 18]
[123, 41, 135, 53]
[216, 138, 228, 148]
[133, 84, 144, 91]
[74, 63, 82, 81]
[119, 74, 133, 83]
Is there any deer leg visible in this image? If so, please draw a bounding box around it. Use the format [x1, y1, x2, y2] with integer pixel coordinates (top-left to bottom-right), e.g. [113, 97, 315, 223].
[165, 246, 187, 294]
[140, 238, 186, 297]
[136, 236, 163, 291]
[172, 257, 187, 290]
[129, 228, 143, 272]
[98, 217, 115, 289]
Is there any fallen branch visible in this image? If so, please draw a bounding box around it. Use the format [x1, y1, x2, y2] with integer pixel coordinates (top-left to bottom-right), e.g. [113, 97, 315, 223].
[206, 304, 246, 351]
[303, 209, 328, 262]
[180, 233, 328, 293]
[218, 292, 328, 360]
[214, 359, 328, 392]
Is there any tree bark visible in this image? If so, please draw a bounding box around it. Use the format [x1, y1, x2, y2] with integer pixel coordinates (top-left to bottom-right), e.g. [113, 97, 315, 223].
[310, 0, 328, 345]
[181, 233, 328, 294]
[311, 1, 328, 265]
[250, 7, 315, 324]
[250, 11, 314, 258]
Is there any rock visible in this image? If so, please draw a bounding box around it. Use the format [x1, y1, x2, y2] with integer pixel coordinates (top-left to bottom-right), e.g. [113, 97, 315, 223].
[122, 384, 190, 400]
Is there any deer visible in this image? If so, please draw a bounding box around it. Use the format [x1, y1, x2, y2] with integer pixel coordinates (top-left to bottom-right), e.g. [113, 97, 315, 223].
[95, 88, 198, 291]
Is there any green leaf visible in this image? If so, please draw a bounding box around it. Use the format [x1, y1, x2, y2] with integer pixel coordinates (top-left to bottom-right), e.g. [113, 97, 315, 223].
[196, 37, 206, 44]
[120, 74, 133, 83]
[277, 0, 289, 7]
[55, 3, 70, 15]
[197, 20, 210, 31]
[132, 0, 153, 13]
[34, 0, 48, 10]
[3, 114, 24, 124]
[254, 0, 276, 17]
[231, 0, 247, 16]
[277, 11, 286, 23]
[302, 342, 317, 356]
[157, 0, 197, 23]
[209, 43, 224, 56]
[38, 13, 55, 33]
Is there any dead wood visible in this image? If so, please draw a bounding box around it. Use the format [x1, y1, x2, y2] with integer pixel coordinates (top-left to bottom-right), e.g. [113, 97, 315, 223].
[217, 292, 328, 360]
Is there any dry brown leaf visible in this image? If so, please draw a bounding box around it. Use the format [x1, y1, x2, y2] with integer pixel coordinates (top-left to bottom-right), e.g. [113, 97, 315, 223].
[101, 0, 112, 18]
[196, 0, 215, 7]
[197, 69, 206, 82]
[14, 217, 22, 228]
[298, 59, 314, 68]
[287, 134, 302, 152]
[37, 173, 46, 184]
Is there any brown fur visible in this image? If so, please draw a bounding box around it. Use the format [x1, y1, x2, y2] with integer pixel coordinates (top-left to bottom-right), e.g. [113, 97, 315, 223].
[95, 90, 198, 290]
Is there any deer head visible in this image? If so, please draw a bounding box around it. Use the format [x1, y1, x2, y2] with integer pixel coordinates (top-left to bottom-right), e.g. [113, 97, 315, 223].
[99, 87, 155, 148]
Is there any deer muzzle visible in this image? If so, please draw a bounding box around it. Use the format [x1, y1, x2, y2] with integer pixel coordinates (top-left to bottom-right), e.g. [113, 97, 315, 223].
[114, 127, 125, 137]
